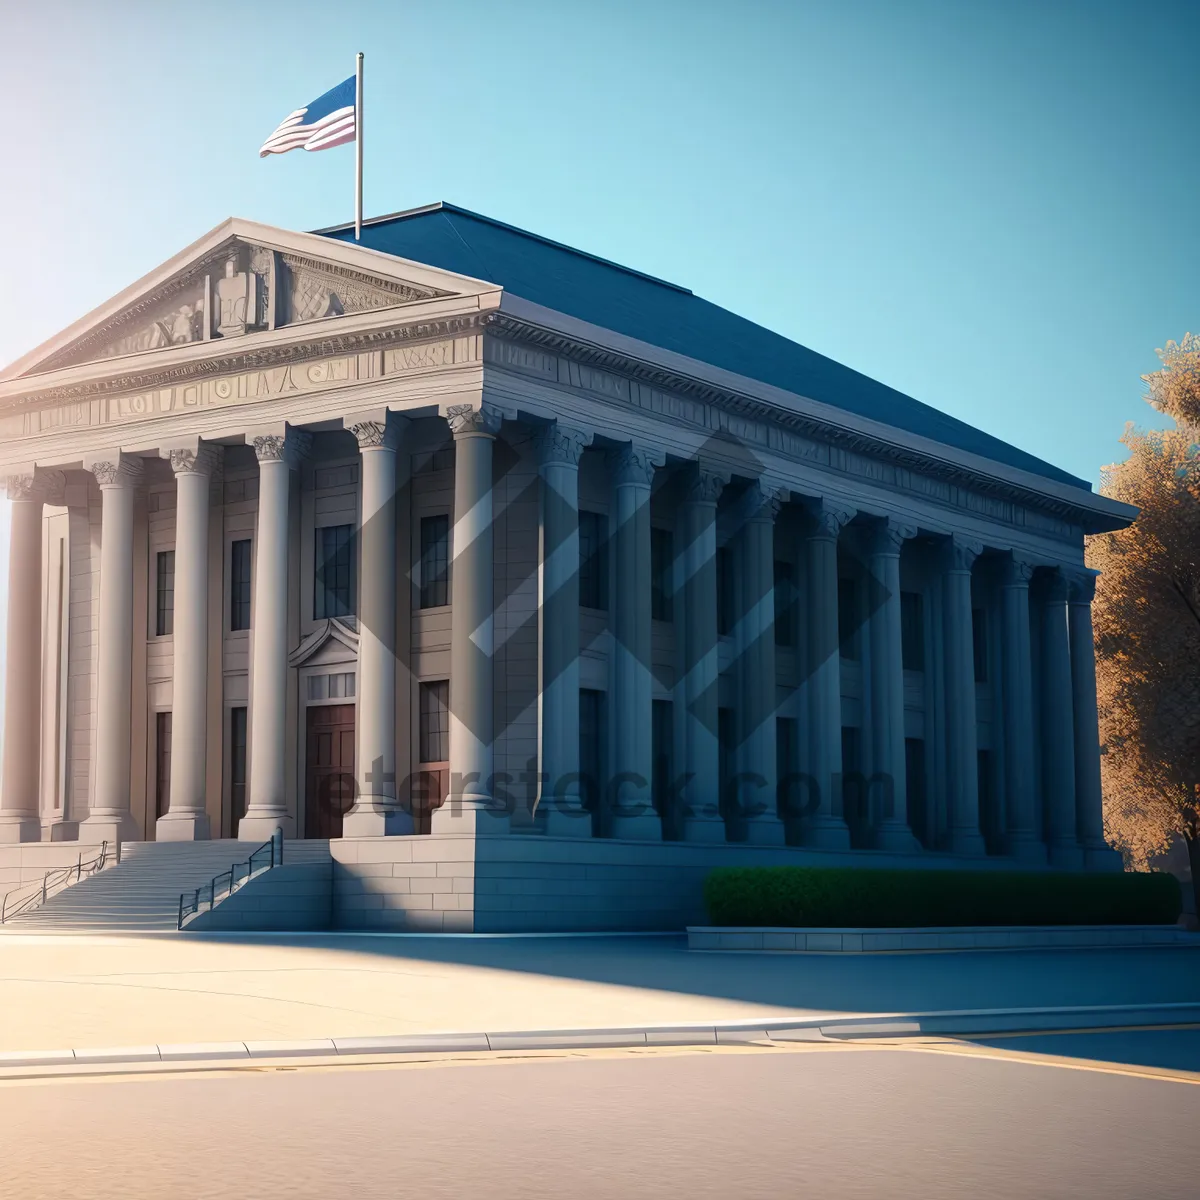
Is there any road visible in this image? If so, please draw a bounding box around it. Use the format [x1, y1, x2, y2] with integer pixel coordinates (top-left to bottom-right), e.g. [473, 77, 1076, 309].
[2, 1032, 1198, 1199]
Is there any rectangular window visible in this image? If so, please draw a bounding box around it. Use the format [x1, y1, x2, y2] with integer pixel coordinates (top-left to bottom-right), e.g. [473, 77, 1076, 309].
[651, 528, 673, 622]
[580, 689, 606, 837]
[419, 680, 450, 764]
[838, 577, 858, 660]
[578, 511, 608, 611]
[230, 539, 252, 632]
[777, 716, 798, 823]
[652, 699, 673, 828]
[716, 548, 734, 636]
[901, 591, 925, 672]
[972, 607, 988, 683]
[155, 711, 172, 820]
[978, 748, 998, 849]
[230, 707, 248, 837]
[155, 550, 175, 637]
[842, 725, 864, 835]
[774, 559, 796, 647]
[718, 706, 736, 817]
[419, 515, 450, 609]
[315, 524, 355, 620]
[905, 738, 927, 848]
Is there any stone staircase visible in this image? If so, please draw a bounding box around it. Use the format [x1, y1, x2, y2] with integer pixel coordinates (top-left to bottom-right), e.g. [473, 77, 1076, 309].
[3, 839, 333, 932]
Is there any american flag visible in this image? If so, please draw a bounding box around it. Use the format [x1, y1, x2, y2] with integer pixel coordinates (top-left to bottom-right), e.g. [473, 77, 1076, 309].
[259, 75, 356, 157]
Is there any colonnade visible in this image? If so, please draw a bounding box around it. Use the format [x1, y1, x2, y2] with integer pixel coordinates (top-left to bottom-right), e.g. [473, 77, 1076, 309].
[0, 407, 1113, 866]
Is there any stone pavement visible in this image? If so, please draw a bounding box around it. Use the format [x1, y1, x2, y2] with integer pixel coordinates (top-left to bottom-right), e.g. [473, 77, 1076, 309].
[0, 932, 1197, 1053]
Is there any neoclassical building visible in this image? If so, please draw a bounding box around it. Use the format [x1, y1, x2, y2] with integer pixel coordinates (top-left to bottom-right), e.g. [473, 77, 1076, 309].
[0, 203, 1136, 928]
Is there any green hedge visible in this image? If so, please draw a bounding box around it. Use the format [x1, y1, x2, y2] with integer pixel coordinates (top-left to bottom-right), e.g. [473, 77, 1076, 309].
[702, 866, 1182, 928]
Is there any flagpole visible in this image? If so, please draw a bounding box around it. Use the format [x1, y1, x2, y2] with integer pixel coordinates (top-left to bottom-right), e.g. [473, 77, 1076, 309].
[354, 52, 364, 241]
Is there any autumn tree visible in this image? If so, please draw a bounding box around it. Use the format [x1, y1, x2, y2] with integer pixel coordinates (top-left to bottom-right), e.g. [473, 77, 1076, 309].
[1090, 334, 1200, 916]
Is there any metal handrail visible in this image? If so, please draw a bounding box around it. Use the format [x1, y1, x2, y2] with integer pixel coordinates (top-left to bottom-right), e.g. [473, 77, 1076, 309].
[0, 841, 111, 924]
[177, 828, 283, 930]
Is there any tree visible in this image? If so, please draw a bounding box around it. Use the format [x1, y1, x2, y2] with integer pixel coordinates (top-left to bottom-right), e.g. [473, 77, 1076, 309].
[1090, 334, 1200, 918]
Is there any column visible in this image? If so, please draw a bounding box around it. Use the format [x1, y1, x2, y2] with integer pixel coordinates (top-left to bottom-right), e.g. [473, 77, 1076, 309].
[609, 444, 660, 840]
[343, 414, 407, 837]
[1000, 555, 1044, 863]
[156, 445, 220, 841]
[0, 475, 45, 842]
[81, 454, 143, 843]
[942, 534, 985, 855]
[1067, 569, 1122, 870]
[801, 501, 853, 849]
[433, 403, 506, 834]
[1040, 569, 1082, 867]
[240, 429, 308, 841]
[734, 482, 786, 845]
[679, 467, 726, 842]
[868, 518, 920, 852]
[537, 425, 588, 837]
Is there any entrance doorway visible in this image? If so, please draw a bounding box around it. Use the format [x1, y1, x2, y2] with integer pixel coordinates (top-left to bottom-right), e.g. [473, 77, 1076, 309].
[305, 704, 356, 839]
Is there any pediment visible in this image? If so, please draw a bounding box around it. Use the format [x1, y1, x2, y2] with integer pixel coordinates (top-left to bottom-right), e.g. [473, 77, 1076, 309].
[7, 218, 496, 380]
[289, 618, 359, 668]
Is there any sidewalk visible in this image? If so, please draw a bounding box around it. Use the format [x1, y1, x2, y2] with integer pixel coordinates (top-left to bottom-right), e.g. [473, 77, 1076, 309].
[0, 932, 1197, 1054]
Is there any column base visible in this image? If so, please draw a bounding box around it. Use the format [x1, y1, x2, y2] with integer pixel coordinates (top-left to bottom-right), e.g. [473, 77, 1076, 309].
[874, 822, 921, 854]
[610, 812, 663, 841]
[540, 804, 593, 838]
[1084, 844, 1124, 872]
[950, 828, 987, 856]
[1048, 839, 1085, 870]
[682, 816, 729, 844]
[237, 814, 294, 842]
[79, 812, 140, 846]
[1007, 834, 1049, 866]
[155, 812, 211, 842]
[341, 804, 414, 839]
[743, 817, 787, 847]
[430, 802, 510, 836]
[0, 815, 43, 844]
[801, 818, 851, 851]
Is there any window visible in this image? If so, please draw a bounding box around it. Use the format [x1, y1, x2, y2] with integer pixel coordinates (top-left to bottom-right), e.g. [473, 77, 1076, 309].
[716, 548, 734, 636]
[837, 577, 858, 660]
[578, 511, 607, 610]
[901, 591, 925, 671]
[155, 712, 172, 819]
[419, 680, 450, 764]
[315, 524, 355, 620]
[652, 699, 673, 828]
[308, 673, 356, 702]
[972, 607, 988, 683]
[718, 706, 736, 818]
[651, 528, 673, 622]
[230, 539, 252, 632]
[419, 515, 450, 609]
[906, 738, 928, 848]
[842, 725, 864, 836]
[230, 707, 247, 836]
[774, 560, 796, 647]
[155, 550, 175, 637]
[580, 689, 606, 836]
[978, 748, 998, 850]
[777, 716, 799, 822]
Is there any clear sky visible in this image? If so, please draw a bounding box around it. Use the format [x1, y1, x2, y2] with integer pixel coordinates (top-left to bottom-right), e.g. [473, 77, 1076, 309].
[0, 0, 1197, 715]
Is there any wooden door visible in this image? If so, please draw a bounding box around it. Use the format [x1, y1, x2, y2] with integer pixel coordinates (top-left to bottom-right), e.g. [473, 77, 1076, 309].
[305, 704, 356, 839]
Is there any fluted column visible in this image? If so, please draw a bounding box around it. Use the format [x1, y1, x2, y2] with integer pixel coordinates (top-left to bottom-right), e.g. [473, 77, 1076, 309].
[240, 428, 308, 840]
[1040, 569, 1082, 867]
[733, 482, 786, 845]
[943, 534, 985, 855]
[537, 425, 588, 837]
[343, 414, 408, 837]
[1067, 569, 1121, 869]
[0, 475, 46, 842]
[801, 501, 853, 849]
[679, 467, 726, 842]
[609, 444, 660, 840]
[1000, 555, 1044, 863]
[868, 518, 920, 852]
[433, 404, 506, 834]
[81, 454, 143, 843]
[156, 444, 220, 841]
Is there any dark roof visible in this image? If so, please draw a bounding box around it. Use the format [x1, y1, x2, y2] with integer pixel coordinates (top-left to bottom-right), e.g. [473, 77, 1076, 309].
[320, 202, 1087, 490]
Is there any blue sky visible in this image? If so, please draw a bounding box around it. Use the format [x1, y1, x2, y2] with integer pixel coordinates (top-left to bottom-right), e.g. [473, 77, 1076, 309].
[0, 0, 1197, 704]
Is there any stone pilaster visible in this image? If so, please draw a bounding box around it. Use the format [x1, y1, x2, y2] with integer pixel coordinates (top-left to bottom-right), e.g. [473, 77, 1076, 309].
[868, 518, 920, 852]
[537, 425, 589, 838]
[1040, 569, 1083, 867]
[433, 404, 506, 834]
[81, 454, 144, 844]
[156, 443, 222, 841]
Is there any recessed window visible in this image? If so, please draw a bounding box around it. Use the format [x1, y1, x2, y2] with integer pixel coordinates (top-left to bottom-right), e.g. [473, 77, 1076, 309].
[838, 577, 858, 660]
[419, 515, 450, 609]
[315, 524, 355, 620]
[972, 607, 988, 683]
[651, 528, 673, 622]
[716, 547, 734, 636]
[230, 707, 248, 836]
[230, 539, 252, 632]
[155, 550, 175, 637]
[901, 591, 925, 671]
[419, 680, 450, 764]
[579, 511, 608, 611]
[579, 689, 606, 835]
[155, 712, 172, 819]
[308, 673, 356, 702]
[774, 559, 796, 647]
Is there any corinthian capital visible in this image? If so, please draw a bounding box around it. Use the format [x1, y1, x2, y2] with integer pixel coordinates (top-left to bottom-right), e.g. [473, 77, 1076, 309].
[536, 424, 588, 469]
[446, 403, 502, 438]
[5, 473, 43, 503]
[1002, 554, 1036, 587]
[1066, 567, 1099, 605]
[682, 465, 728, 505]
[736, 480, 786, 525]
[808, 500, 856, 541]
[86, 453, 144, 489]
[164, 442, 223, 478]
[942, 533, 983, 572]
[871, 516, 917, 556]
[611, 443, 660, 488]
[250, 427, 311, 467]
[347, 411, 407, 452]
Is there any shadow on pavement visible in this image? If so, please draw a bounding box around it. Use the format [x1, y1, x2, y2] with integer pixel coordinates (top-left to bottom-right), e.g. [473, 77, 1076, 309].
[966, 1027, 1200, 1074]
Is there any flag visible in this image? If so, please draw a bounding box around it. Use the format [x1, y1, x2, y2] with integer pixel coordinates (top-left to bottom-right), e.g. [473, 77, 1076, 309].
[259, 76, 357, 157]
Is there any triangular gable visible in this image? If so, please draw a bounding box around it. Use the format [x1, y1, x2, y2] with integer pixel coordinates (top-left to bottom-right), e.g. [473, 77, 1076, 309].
[289, 617, 360, 668]
[4, 218, 500, 381]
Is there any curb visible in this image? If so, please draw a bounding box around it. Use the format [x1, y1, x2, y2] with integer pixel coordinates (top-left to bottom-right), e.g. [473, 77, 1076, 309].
[2, 1002, 1199, 1074]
